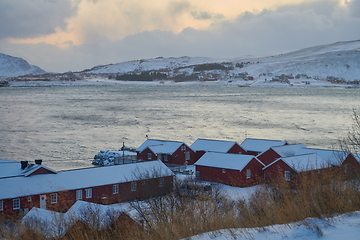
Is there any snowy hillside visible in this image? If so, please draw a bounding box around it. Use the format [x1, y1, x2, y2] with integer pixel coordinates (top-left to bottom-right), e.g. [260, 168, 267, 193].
[82, 40, 360, 82]
[84, 56, 223, 74]
[0, 53, 45, 77]
[236, 40, 360, 81]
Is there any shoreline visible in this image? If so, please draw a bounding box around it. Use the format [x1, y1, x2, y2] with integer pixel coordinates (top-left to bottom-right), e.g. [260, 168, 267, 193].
[4, 78, 360, 88]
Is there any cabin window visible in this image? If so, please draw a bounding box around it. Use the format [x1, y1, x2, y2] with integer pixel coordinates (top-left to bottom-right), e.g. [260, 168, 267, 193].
[0, 201, 3, 211]
[344, 164, 348, 173]
[163, 155, 168, 162]
[246, 169, 251, 179]
[159, 178, 164, 187]
[85, 189, 92, 198]
[131, 182, 137, 191]
[222, 169, 226, 173]
[147, 153, 152, 160]
[181, 145, 186, 151]
[13, 199, 20, 210]
[27, 196, 32, 202]
[113, 184, 119, 194]
[185, 151, 190, 161]
[76, 190, 83, 200]
[284, 171, 291, 181]
[50, 193, 58, 204]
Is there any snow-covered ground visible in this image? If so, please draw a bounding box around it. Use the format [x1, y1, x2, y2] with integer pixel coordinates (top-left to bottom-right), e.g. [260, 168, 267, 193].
[185, 211, 360, 240]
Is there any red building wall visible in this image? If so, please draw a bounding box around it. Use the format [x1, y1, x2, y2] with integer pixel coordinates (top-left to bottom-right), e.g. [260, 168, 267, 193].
[196, 158, 264, 187]
[257, 149, 281, 166]
[263, 160, 296, 185]
[227, 144, 247, 154]
[29, 168, 57, 176]
[341, 154, 360, 179]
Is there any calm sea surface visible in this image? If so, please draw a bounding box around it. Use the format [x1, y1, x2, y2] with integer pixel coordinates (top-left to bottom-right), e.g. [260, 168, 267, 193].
[0, 85, 359, 170]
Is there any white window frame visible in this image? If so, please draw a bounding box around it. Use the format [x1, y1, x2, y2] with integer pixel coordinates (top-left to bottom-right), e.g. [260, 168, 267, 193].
[27, 196, 32, 202]
[0, 200, 3, 211]
[50, 193, 58, 204]
[76, 190, 83, 200]
[246, 169, 251, 179]
[13, 199, 20, 210]
[222, 169, 226, 173]
[85, 188, 92, 198]
[185, 151, 190, 161]
[284, 171, 291, 181]
[181, 145, 186, 151]
[159, 178, 164, 187]
[113, 184, 119, 194]
[131, 182, 137, 191]
[147, 153, 152, 160]
[163, 154, 168, 162]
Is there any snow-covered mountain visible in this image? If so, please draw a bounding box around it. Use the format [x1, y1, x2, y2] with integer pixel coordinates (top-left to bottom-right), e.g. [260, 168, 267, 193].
[0, 53, 45, 77]
[81, 40, 360, 82]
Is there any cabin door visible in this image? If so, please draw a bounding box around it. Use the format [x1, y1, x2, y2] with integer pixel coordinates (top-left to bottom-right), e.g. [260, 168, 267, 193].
[40, 194, 46, 209]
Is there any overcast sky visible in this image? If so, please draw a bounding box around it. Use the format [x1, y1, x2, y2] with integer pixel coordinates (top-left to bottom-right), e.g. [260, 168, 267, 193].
[0, 0, 359, 72]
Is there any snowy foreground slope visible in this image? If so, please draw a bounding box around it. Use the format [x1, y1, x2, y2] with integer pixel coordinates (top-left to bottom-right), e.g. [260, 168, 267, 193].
[185, 211, 360, 240]
[0, 53, 45, 77]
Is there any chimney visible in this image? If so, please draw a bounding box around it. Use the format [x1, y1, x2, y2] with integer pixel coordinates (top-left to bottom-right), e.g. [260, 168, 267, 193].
[35, 159, 42, 165]
[21, 161, 28, 169]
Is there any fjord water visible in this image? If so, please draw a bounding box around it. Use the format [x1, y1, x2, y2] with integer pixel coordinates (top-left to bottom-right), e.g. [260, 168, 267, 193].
[0, 85, 359, 170]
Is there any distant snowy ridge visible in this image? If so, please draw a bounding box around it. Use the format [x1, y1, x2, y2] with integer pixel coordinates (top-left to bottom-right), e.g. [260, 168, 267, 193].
[3, 39, 360, 82]
[0, 53, 45, 77]
[83, 40, 360, 82]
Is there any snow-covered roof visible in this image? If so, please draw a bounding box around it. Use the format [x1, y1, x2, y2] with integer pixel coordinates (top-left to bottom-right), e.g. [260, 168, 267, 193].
[190, 139, 239, 152]
[22, 201, 133, 238]
[271, 144, 306, 158]
[264, 153, 329, 172]
[281, 153, 330, 172]
[195, 152, 262, 171]
[0, 160, 173, 200]
[136, 139, 185, 154]
[295, 148, 349, 166]
[0, 159, 56, 179]
[240, 138, 288, 153]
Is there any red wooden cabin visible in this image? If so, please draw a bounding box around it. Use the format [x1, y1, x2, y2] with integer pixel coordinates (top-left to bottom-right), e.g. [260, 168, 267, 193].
[136, 139, 196, 165]
[195, 152, 265, 187]
[240, 138, 288, 156]
[190, 138, 247, 161]
[0, 160, 174, 217]
[262, 153, 331, 185]
[257, 144, 306, 165]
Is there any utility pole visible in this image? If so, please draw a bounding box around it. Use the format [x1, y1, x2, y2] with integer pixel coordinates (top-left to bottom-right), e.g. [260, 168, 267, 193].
[122, 142, 125, 164]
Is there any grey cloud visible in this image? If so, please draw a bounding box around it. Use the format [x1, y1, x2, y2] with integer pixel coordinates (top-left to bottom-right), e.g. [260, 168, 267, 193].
[168, 1, 190, 15]
[190, 11, 224, 20]
[0, 0, 78, 39]
[2, 0, 360, 73]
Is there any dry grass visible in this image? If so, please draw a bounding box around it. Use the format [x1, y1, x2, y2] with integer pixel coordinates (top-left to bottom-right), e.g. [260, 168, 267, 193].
[2, 169, 360, 240]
